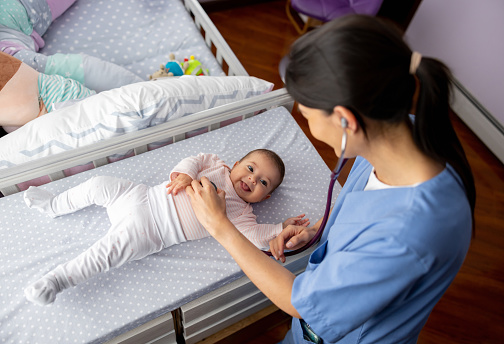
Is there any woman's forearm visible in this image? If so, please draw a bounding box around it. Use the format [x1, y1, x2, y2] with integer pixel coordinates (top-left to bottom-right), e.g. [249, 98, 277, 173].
[184, 180, 301, 317]
[214, 218, 302, 318]
[309, 205, 335, 233]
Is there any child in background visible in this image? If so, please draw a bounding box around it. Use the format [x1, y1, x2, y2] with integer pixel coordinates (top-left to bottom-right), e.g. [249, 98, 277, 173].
[23, 149, 309, 306]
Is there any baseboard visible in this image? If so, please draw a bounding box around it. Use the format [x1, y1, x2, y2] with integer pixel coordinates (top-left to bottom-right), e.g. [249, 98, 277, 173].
[451, 79, 504, 164]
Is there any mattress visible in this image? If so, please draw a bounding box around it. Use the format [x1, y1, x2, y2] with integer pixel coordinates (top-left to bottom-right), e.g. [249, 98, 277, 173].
[38, 0, 224, 79]
[0, 106, 339, 343]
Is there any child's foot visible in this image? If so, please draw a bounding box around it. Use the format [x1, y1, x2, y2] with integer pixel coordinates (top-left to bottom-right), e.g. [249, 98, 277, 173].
[23, 186, 57, 218]
[24, 276, 60, 306]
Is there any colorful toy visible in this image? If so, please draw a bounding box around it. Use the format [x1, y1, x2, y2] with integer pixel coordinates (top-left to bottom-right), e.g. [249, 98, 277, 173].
[183, 55, 209, 76]
[149, 54, 208, 80]
[164, 53, 185, 76]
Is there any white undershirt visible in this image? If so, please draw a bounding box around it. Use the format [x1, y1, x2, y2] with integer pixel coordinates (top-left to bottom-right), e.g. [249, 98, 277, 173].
[364, 168, 420, 191]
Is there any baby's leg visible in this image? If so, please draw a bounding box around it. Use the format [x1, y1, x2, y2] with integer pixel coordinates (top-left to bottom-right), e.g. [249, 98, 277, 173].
[25, 201, 164, 305]
[25, 232, 128, 305]
[24, 176, 136, 218]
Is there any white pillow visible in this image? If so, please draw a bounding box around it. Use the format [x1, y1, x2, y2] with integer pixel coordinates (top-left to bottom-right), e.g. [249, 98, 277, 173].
[0, 76, 273, 168]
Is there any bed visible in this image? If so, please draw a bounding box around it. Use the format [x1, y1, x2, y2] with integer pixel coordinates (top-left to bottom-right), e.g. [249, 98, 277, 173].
[0, 90, 341, 344]
[0, 0, 278, 195]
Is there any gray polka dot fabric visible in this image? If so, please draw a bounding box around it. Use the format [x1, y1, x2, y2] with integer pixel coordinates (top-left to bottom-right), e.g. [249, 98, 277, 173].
[19, 0, 52, 36]
[39, 0, 224, 79]
[0, 107, 339, 343]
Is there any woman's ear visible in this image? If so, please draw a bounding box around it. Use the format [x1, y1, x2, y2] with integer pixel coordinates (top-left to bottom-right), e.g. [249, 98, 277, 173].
[331, 106, 359, 133]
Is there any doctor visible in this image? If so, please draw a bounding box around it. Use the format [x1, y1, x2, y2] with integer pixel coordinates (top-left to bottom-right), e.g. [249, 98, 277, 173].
[186, 15, 475, 343]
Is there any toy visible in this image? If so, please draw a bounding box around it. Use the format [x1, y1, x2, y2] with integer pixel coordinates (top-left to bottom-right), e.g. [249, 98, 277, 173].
[164, 53, 185, 76]
[149, 54, 209, 80]
[183, 55, 209, 76]
[149, 64, 173, 80]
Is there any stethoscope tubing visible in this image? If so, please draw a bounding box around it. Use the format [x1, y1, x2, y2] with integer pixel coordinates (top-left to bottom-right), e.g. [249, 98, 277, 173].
[264, 125, 348, 257]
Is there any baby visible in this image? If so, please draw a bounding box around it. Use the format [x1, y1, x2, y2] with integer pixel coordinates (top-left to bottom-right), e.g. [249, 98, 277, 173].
[23, 149, 308, 306]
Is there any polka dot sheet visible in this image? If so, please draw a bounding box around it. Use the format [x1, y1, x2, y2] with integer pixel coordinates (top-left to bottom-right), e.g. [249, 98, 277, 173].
[39, 0, 224, 80]
[0, 107, 338, 343]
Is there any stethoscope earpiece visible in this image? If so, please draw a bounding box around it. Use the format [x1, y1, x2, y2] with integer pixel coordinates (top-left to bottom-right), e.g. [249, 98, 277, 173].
[341, 117, 348, 129]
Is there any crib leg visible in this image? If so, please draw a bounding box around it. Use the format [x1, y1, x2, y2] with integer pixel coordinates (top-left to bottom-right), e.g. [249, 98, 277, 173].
[172, 308, 186, 344]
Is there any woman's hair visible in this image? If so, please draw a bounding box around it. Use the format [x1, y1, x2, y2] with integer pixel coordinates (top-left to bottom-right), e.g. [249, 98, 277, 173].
[285, 15, 475, 220]
[240, 149, 285, 192]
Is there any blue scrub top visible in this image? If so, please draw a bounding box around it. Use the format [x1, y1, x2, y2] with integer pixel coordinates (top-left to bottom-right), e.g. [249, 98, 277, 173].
[288, 157, 472, 344]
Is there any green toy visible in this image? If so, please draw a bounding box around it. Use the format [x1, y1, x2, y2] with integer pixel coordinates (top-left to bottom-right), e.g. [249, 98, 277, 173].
[183, 55, 209, 76]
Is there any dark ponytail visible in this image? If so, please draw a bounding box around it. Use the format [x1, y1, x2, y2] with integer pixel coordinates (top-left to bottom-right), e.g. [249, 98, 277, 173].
[414, 58, 476, 220]
[285, 15, 475, 222]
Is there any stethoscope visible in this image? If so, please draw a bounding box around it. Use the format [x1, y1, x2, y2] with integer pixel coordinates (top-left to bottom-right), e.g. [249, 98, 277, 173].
[264, 117, 349, 257]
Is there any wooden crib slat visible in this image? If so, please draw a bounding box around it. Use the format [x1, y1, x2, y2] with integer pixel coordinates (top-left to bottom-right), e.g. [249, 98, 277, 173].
[194, 17, 202, 31]
[134, 145, 149, 156]
[205, 34, 212, 49]
[93, 157, 109, 168]
[174, 133, 186, 143]
[0, 184, 20, 197]
[49, 171, 65, 182]
[216, 50, 223, 66]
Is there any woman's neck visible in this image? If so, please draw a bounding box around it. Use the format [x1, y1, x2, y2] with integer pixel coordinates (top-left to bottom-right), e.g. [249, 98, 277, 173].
[362, 124, 444, 186]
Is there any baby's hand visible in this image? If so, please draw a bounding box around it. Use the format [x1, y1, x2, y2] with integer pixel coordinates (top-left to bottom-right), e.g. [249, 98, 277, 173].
[166, 173, 193, 195]
[282, 214, 310, 229]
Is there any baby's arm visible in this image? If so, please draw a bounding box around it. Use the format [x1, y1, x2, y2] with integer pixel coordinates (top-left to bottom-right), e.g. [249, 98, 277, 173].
[235, 214, 309, 250]
[166, 173, 193, 195]
[282, 214, 310, 228]
[167, 153, 223, 195]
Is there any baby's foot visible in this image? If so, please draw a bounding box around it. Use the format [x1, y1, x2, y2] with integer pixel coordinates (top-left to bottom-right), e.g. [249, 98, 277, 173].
[24, 186, 57, 218]
[24, 276, 60, 306]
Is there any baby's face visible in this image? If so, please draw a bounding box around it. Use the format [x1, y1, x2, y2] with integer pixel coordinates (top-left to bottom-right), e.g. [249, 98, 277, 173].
[229, 152, 281, 203]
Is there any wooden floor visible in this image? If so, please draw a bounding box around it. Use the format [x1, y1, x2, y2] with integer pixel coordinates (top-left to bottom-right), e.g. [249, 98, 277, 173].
[201, 1, 504, 343]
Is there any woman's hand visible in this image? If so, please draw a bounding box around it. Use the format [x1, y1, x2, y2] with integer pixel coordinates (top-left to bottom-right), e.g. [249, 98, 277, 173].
[269, 225, 318, 263]
[282, 214, 310, 229]
[188, 178, 301, 319]
[185, 177, 228, 235]
[166, 173, 193, 196]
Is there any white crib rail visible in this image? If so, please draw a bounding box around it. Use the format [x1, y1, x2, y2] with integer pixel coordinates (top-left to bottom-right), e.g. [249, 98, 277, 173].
[184, 0, 248, 77]
[0, 89, 293, 196]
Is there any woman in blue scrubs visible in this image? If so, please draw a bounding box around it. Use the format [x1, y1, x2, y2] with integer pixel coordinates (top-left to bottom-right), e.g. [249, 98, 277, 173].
[186, 15, 475, 343]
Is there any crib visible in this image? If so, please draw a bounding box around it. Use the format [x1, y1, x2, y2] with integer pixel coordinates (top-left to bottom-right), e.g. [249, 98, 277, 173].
[0, 89, 340, 344]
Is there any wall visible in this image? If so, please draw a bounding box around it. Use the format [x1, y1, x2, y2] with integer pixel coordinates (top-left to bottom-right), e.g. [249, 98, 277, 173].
[405, 0, 504, 161]
[406, 0, 504, 124]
